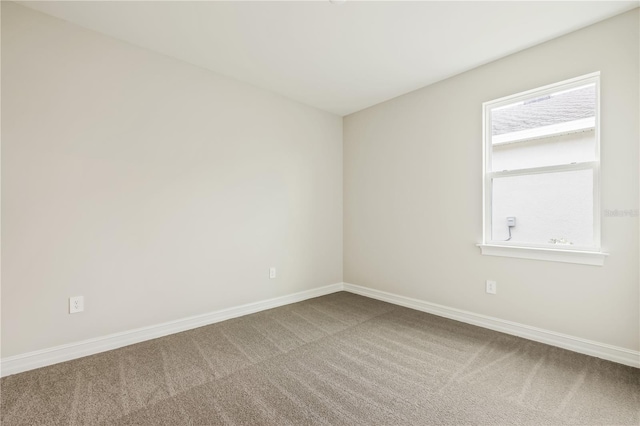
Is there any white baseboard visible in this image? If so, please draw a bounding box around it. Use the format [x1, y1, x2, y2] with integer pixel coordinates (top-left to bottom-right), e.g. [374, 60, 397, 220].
[343, 283, 640, 368]
[4, 281, 637, 377]
[0, 282, 344, 377]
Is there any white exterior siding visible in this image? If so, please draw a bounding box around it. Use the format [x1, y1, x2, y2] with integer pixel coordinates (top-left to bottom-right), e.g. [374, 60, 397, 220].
[491, 130, 595, 247]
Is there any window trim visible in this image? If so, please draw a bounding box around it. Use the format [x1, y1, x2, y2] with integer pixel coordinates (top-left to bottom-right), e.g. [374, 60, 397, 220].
[476, 244, 608, 266]
[480, 72, 607, 265]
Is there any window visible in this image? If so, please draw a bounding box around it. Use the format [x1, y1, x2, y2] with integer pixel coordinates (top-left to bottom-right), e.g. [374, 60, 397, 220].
[478, 73, 607, 265]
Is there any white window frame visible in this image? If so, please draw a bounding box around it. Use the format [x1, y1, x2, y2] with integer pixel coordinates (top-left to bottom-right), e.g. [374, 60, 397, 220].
[478, 72, 608, 266]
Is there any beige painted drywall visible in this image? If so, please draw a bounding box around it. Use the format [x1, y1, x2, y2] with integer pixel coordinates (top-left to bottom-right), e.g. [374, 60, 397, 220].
[1, 3, 343, 358]
[344, 9, 639, 351]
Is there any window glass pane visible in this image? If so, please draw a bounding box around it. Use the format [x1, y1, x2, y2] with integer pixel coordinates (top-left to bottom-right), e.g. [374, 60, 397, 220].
[490, 84, 596, 171]
[491, 169, 593, 247]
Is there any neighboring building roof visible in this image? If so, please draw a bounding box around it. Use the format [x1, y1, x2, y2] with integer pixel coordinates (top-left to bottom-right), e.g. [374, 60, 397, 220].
[492, 84, 595, 137]
[492, 117, 595, 145]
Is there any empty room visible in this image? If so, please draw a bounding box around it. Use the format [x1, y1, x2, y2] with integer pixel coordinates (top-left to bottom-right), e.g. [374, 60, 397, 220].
[1, 1, 639, 425]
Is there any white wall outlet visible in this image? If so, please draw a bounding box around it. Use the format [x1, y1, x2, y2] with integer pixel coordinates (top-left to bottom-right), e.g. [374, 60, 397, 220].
[486, 280, 497, 294]
[269, 267, 277, 279]
[69, 296, 84, 313]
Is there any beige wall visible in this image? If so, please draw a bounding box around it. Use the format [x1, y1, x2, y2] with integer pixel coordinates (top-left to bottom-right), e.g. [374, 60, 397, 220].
[1, 3, 343, 357]
[344, 9, 639, 350]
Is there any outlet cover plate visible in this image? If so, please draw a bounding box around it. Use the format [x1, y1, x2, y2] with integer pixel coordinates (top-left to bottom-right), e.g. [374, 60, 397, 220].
[69, 296, 84, 313]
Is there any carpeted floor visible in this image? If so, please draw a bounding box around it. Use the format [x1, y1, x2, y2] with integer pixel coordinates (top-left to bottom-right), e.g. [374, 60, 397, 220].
[1, 291, 639, 425]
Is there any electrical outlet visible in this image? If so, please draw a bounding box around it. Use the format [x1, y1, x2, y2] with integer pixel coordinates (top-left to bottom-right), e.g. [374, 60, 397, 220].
[69, 296, 84, 313]
[486, 280, 497, 295]
[269, 267, 277, 279]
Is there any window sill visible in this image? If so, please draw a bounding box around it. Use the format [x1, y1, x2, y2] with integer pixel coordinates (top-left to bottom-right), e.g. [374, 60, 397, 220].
[477, 244, 608, 266]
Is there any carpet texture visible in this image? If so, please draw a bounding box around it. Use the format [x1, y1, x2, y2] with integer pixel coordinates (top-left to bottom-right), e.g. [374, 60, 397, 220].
[1, 291, 639, 425]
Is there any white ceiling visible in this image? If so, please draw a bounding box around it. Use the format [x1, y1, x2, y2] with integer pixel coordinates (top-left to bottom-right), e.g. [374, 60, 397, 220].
[18, 1, 639, 116]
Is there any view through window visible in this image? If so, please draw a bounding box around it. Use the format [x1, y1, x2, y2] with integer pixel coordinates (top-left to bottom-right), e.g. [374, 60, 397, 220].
[483, 74, 600, 251]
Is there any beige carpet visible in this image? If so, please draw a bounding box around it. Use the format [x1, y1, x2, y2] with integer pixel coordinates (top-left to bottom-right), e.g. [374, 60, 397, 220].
[1, 291, 639, 425]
